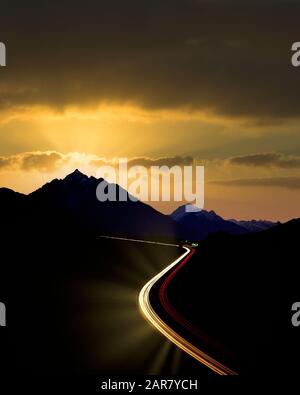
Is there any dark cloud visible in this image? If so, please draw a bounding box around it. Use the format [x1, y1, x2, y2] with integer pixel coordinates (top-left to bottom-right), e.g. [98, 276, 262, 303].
[0, 1, 299, 118]
[0, 151, 65, 171]
[210, 177, 300, 189]
[21, 152, 64, 171]
[91, 155, 194, 168]
[1, 152, 193, 172]
[0, 156, 14, 169]
[127, 156, 194, 167]
[229, 152, 300, 168]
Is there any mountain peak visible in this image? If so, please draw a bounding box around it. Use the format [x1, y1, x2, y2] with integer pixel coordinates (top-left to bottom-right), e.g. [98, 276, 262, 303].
[69, 168, 86, 176]
[171, 205, 221, 221]
[64, 169, 89, 182]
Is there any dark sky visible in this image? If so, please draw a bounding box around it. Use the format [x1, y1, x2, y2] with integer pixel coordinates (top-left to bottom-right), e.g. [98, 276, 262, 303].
[0, 0, 299, 118]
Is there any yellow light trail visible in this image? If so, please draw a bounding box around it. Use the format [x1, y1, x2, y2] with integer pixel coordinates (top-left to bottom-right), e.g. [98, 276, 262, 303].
[138, 245, 238, 375]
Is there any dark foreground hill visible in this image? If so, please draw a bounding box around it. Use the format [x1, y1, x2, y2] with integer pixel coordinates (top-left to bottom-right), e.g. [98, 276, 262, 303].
[164, 218, 300, 376]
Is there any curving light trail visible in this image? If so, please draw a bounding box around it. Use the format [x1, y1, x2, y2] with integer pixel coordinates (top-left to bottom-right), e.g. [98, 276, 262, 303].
[138, 245, 238, 375]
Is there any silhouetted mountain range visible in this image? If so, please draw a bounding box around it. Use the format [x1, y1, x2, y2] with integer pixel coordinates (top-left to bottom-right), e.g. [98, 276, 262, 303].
[228, 218, 278, 232]
[0, 170, 178, 240]
[0, 170, 282, 241]
[170, 204, 276, 240]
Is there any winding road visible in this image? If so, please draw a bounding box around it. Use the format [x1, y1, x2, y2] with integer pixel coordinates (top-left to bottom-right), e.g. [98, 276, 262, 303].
[99, 236, 238, 375]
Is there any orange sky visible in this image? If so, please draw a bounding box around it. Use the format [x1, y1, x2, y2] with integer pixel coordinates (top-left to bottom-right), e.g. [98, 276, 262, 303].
[0, 104, 299, 221]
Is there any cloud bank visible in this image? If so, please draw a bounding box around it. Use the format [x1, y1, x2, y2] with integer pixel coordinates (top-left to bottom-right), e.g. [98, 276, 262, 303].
[228, 152, 300, 169]
[0, 152, 196, 173]
[0, 1, 299, 120]
[210, 177, 300, 189]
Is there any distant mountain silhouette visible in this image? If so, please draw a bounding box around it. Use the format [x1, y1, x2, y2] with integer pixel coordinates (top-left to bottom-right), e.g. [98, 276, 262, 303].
[170, 204, 248, 240]
[228, 218, 277, 232]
